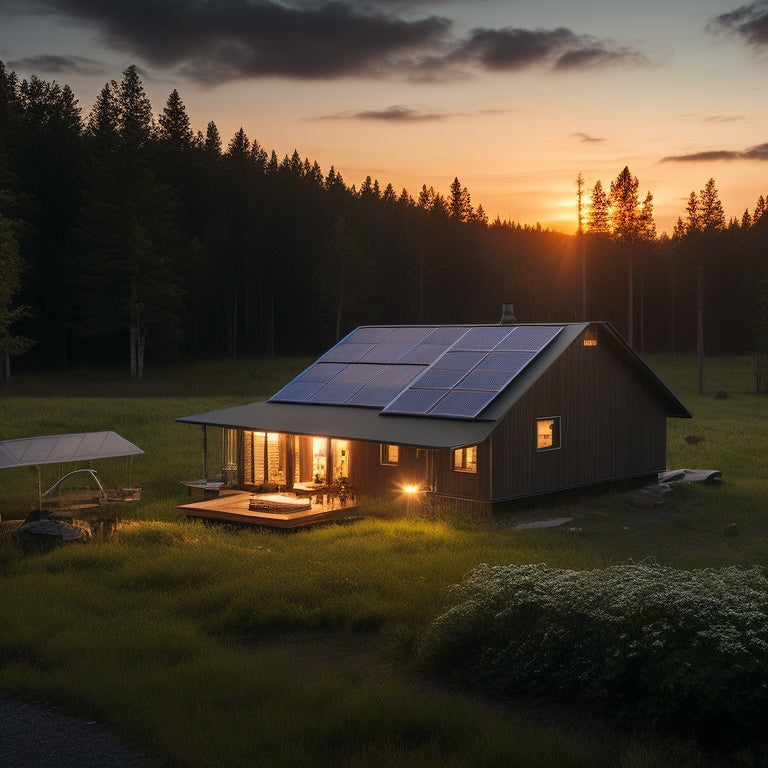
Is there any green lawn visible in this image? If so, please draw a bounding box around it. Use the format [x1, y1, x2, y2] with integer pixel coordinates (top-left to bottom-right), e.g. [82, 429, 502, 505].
[1, 355, 766, 767]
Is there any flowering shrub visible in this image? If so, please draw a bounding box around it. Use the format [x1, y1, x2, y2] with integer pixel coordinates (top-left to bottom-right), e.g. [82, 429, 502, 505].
[418, 562, 768, 739]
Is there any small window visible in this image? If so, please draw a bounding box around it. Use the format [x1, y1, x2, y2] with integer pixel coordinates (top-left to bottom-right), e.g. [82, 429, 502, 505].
[537, 417, 561, 451]
[380, 444, 399, 465]
[453, 445, 478, 473]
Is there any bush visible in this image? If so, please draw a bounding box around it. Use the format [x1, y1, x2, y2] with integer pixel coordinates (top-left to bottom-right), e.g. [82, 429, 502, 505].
[418, 562, 768, 741]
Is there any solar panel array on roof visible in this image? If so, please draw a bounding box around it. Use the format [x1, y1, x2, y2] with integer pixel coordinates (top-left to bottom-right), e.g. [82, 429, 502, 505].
[269, 324, 563, 419]
[382, 324, 563, 419]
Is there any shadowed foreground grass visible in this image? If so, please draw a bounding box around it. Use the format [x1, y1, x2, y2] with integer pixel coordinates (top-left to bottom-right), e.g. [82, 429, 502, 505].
[1, 354, 767, 767]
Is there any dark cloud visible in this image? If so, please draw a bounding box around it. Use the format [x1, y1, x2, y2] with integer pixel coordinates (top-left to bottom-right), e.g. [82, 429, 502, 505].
[709, 1, 768, 47]
[661, 142, 768, 162]
[452, 26, 648, 72]
[339, 105, 450, 122]
[3, 0, 651, 83]
[573, 132, 604, 143]
[7, 53, 105, 76]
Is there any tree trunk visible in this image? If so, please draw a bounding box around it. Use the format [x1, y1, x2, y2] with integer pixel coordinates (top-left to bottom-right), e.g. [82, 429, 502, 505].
[130, 274, 138, 379]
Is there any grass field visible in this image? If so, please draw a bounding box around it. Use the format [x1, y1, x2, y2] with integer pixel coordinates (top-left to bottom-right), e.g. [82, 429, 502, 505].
[1, 354, 766, 767]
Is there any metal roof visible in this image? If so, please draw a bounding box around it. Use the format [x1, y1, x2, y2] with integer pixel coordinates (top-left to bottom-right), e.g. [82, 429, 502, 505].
[0, 431, 144, 469]
[176, 322, 690, 448]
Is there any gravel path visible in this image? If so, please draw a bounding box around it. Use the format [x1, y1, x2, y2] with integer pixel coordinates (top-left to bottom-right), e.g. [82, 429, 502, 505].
[0, 699, 154, 768]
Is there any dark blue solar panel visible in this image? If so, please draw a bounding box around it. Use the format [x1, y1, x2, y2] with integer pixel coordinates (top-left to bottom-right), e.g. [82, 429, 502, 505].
[360, 342, 419, 363]
[398, 343, 452, 365]
[294, 362, 347, 383]
[423, 326, 471, 344]
[451, 326, 514, 350]
[319, 343, 378, 363]
[495, 325, 562, 351]
[330, 363, 386, 384]
[382, 326, 436, 344]
[428, 389, 498, 418]
[433, 350, 488, 370]
[477, 350, 537, 373]
[345, 326, 396, 343]
[412, 368, 468, 389]
[270, 381, 326, 402]
[385, 388, 447, 414]
[457, 370, 517, 391]
[347, 365, 426, 407]
[309, 381, 369, 404]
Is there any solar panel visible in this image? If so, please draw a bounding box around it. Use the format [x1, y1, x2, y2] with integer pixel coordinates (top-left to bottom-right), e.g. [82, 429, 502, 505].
[428, 389, 498, 418]
[433, 350, 488, 370]
[381, 326, 436, 344]
[397, 343, 450, 365]
[271, 324, 566, 416]
[346, 365, 426, 407]
[270, 380, 326, 402]
[411, 368, 468, 389]
[496, 325, 562, 351]
[458, 370, 517, 391]
[294, 362, 347, 383]
[359, 342, 419, 363]
[309, 381, 369, 404]
[451, 326, 514, 350]
[384, 388, 447, 414]
[477, 350, 537, 373]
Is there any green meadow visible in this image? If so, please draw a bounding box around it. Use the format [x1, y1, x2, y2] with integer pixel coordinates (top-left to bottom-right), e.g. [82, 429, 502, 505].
[1, 354, 766, 767]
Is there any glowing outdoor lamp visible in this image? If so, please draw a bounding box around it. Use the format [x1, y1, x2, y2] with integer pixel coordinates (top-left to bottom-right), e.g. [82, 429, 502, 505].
[402, 483, 420, 495]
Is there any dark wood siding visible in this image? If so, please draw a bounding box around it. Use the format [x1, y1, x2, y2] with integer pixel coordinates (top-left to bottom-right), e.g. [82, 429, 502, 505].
[488, 325, 668, 500]
[349, 441, 430, 498]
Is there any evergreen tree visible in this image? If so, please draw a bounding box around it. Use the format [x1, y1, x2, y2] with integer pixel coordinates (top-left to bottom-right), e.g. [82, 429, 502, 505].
[158, 88, 193, 148]
[448, 176, 472, 222]
[0, 204, 34, 383]
[204, 121, 222, 155]
[586, 180, 609, 233]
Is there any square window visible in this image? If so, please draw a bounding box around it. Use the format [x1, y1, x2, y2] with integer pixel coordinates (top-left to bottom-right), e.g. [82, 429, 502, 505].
[380, 444, 399, 465]
[537, 417, 561, 451]
[452, 445, 478, 473]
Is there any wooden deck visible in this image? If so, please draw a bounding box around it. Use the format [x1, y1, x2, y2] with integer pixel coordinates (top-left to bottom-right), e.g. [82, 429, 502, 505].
[178, 490, 360, 530]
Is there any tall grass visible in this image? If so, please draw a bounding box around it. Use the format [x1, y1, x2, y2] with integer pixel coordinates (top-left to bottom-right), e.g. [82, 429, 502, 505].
[1, 354, 767, 767]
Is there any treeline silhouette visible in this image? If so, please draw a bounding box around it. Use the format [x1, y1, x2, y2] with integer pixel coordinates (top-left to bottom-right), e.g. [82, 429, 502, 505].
[1, 63, 767, 379]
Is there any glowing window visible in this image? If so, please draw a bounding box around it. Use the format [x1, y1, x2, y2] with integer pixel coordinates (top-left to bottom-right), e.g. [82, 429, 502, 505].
[453, 445, 477, 473]
[381, 444, 399, 466]
[537, 417, 561, 451]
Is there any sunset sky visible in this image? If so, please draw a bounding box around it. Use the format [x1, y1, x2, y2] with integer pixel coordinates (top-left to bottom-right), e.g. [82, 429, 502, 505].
[1, 0, 767, 234]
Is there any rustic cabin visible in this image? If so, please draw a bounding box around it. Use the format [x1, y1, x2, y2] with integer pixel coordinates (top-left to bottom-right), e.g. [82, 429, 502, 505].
[176, 321, 690, 526]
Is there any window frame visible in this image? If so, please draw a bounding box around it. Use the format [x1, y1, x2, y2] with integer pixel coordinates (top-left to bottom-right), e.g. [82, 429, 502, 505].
[452, 444, 478, 474]
[536, 416, 561, 452]
[380, 443, 399, 466]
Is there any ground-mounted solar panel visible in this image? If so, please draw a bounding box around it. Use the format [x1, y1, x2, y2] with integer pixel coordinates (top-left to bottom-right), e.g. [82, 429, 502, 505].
[427, 389, 498, 418]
